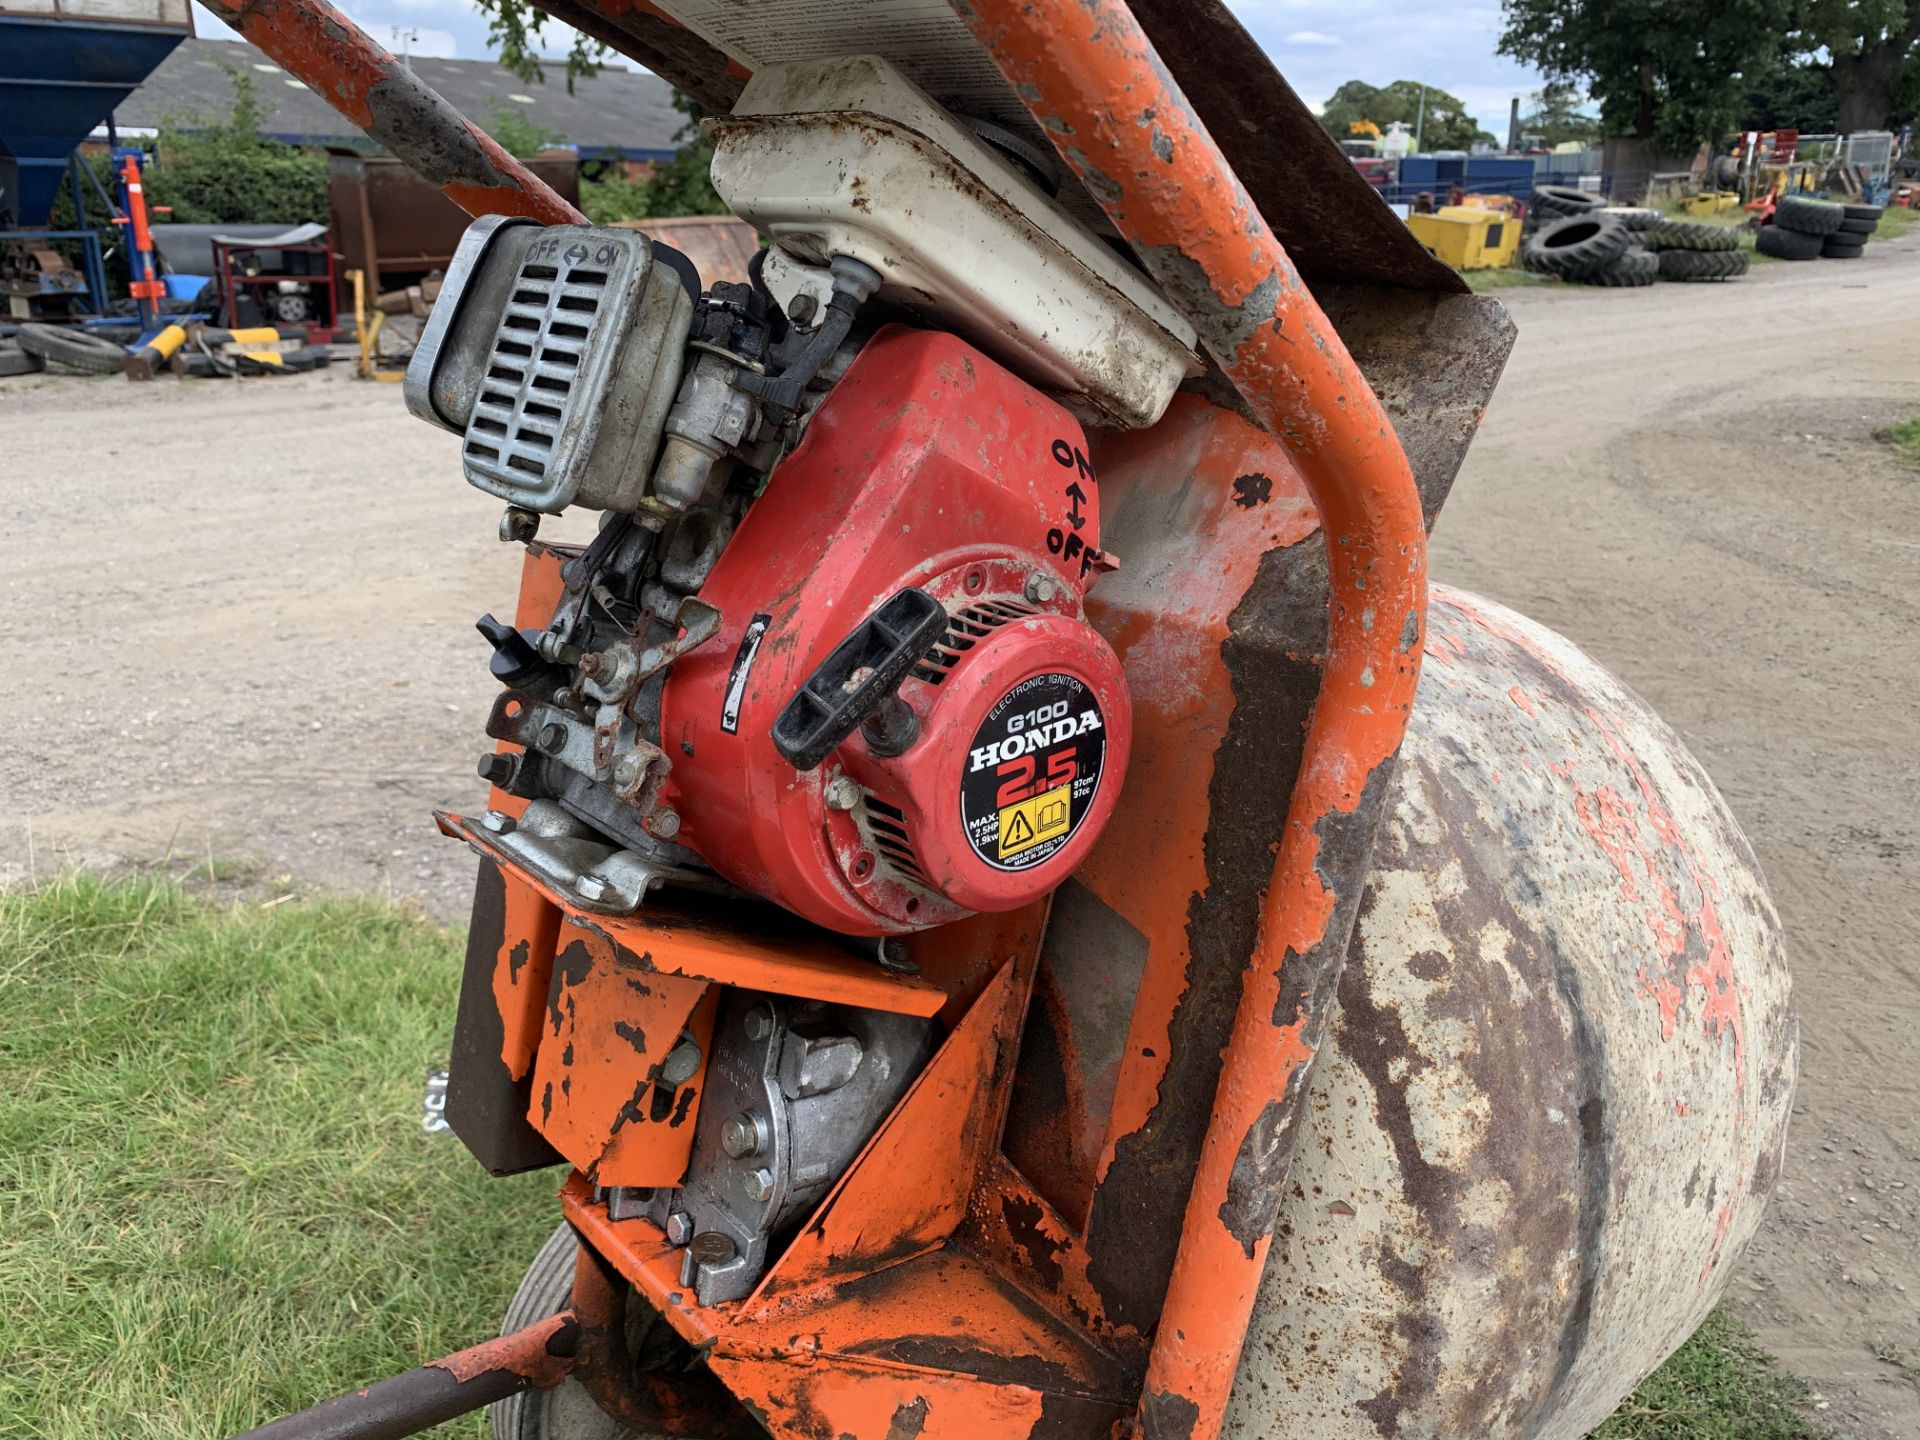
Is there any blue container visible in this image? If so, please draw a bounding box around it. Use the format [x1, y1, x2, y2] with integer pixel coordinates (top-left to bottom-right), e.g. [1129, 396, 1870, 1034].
[0, 15, 187, 226]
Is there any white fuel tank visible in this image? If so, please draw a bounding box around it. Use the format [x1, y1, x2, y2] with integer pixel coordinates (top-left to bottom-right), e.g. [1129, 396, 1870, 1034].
[706, 54, 1202, 430]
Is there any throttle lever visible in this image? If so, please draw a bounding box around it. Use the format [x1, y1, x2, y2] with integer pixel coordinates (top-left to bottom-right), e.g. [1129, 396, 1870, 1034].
[771, 589, 948, 771]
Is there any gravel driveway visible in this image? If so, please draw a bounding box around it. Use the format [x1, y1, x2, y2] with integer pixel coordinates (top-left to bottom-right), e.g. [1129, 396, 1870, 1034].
[4, 236, 1917, 1436]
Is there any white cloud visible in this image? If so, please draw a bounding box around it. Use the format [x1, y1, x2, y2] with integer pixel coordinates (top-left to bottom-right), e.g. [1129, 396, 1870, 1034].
[1283, 30, 1342, 46]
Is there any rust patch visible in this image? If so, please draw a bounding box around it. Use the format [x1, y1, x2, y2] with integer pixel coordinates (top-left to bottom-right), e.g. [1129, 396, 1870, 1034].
[1231, 472, 1273, 508]
[1139, 1387, 1202, 1440]
[1084, 534, 1325, 1329]
[884, 1396, 929, 1440]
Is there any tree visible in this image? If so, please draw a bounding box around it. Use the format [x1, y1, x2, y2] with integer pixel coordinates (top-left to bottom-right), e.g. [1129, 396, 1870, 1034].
[481, 99, 565, 158]
[1736, 58, 1839, 131]
[634, 91, 728, 217]
[1317, 80, 1496, 151]
[1520, 81, 1601, 146]
[146, 64, 328, 224]
[1796, 0, 1920, 132]
[1498, 0, 1792, 150]
[471, 0, 607, 91]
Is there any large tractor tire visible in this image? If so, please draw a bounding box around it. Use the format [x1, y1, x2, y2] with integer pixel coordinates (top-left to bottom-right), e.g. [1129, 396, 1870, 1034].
[0, 343, 44, 377]
[14, 323, 126, 375]
[1605, 207, 1660, 231]
[1581, 246, 1658, 287]
[1772, 195, 1845, 236]
[1756, 225, 1824, 261]
[1523, 212, 1631, 280]
[1644, 219, 1741, 252]
[1657, 248, 1750, 281]
[1530, 185, 1602, 222]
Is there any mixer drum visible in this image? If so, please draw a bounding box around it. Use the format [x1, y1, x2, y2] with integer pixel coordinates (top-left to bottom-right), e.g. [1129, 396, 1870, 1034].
[1225, 585, 1796, 1439]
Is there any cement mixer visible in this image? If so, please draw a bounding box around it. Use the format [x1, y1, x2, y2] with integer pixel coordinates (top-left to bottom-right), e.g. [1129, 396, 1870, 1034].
[208, 3, 1796, 1439]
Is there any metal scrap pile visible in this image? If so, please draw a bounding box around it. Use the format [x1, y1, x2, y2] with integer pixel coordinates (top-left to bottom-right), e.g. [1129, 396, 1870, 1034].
[1, 320, 332, 380]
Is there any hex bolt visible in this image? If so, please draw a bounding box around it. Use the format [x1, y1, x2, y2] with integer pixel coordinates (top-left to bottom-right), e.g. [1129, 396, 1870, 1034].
[742, 1007, 774, 1042]
[689, 1231, 737, 1267]
[476, 753, 515, 786]
[721, 1111, 766, 1159]
[824, 776, 861, 812]
[540, 722, 568, 755]
[664, 1212, 694, 1246]
[575, 874, 608, 902]
[1024, 571, 1060, 604]
[745, 1168, 776, 1204]
[660, 1038, 702, 1086]
[612, 753, 643, 788]
[479, 810, 515, 835]
[650, 809, 682, 840]
[787, 291, 819, 327]
[499, 507, 541, 544]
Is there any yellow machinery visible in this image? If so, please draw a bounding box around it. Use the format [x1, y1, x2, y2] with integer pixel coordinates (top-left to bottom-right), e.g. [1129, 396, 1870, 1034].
[1405, 204, 1522, 271]
[1682, 191, 1741, 216]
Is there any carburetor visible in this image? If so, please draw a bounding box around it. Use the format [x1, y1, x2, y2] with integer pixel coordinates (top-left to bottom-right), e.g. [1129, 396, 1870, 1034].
[407, 214, 1131, 937]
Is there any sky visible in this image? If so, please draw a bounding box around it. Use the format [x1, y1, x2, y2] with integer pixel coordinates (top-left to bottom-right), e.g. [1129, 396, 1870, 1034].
[188, 0, 1548, 142]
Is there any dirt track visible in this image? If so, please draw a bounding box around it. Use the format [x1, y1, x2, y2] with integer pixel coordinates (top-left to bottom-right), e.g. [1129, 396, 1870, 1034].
[4, 239, 1918, 1435]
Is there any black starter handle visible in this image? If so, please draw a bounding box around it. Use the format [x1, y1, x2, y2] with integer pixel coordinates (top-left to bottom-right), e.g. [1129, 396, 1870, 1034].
[771, 589, 948, 771]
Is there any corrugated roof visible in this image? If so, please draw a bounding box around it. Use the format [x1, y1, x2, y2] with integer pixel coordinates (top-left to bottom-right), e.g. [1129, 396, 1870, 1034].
[116, 36, 683, 159]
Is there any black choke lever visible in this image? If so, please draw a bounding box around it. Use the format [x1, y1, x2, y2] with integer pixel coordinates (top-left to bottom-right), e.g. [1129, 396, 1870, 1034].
[771, 589, 948, 771]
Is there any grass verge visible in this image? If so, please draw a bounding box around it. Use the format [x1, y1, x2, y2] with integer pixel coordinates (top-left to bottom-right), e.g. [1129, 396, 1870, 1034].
[1872, 205, 1920, 244]
[0, 876, 1837, 1439]
[1593, 1306, 1834, 1439]
[1883, 415, 1920, 466]
[0, 873, 555, 1440]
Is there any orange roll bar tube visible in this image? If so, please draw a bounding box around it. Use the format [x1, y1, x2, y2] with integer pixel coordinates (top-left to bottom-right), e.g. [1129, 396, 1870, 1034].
[950, 3, 1429, 1436]
[196, 0, 585, 226]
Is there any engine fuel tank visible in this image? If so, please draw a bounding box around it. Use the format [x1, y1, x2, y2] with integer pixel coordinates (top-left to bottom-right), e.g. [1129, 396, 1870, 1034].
[1226, 585, 1796, 1439]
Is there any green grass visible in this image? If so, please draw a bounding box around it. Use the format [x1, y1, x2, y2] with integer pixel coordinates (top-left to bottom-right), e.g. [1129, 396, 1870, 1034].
[1871, 205, 1920, 243]
[1593, 1307, 1833, 1439]
[0, 877, 1837, 1439]
[1884, 415, 1920, 465]
[0, 874, 555, 1440]
[1464, 266, 1564, 292]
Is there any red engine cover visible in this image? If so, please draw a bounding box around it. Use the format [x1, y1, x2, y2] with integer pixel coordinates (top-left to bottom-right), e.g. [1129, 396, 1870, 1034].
[659, 326, 1131, 935]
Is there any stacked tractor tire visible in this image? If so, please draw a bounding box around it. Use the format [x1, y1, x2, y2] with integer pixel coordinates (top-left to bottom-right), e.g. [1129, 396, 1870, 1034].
[1522, 186, 1747, 287]
[1756, 197, 1883, 261]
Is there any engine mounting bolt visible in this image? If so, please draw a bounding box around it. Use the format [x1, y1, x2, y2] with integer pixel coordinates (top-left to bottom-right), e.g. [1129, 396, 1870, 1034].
[1024, 571, 1060, 604]
[540, 723, 568, 755]
[479, 810, 515, 835]
[664, 1212, 694, 1246]
[650, 809, 682, 840]
[660, 1038, 702, 1086]
[612, 754, 643, 787]
[477, 753, 515, 786]
[745, 1168, 776, 1204]
[824, 776, 861, 812]
[721, 1111, 766, 1159]
[575, 874, 608, 901]
[690, 1231, 737, 1266]
[743, 1007, 774, 1042]
[499, 507, 541, 544]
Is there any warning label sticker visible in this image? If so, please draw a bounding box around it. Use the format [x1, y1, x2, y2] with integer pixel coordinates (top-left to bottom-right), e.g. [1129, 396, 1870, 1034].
[960, 673, 1105, 873]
